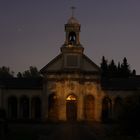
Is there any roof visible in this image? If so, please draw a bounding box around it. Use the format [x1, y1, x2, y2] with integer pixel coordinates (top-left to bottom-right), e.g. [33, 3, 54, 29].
[40, 53, 101, 74]
[40, 54, 62, 74]
[0, 76, 140, 90]
[101, 76, 140, 90]
[83, 54, 101, 72]
[0, 78, 43, 89]
[67, 16, 80, 25]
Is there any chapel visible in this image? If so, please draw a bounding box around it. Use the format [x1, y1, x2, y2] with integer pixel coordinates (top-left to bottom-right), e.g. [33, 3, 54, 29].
[0, 16, 140, 122]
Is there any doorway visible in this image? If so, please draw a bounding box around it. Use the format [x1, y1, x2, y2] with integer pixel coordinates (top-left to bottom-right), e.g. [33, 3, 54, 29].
[84, 95, 95, 120]
[66, 94, 77, 121]
[102, 97, 112, 122]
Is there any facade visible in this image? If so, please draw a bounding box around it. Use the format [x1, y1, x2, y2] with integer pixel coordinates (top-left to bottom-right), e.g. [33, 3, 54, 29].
[0, 16, 140, 122]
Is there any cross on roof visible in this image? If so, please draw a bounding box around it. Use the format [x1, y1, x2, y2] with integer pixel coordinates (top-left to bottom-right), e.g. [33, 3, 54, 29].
[71, 6, 76, 17]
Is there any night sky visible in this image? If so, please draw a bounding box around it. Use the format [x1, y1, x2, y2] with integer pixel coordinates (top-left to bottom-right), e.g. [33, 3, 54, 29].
[0, 0, 140, 75]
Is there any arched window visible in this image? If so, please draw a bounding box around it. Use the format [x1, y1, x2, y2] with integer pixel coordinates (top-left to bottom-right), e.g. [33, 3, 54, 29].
[48, 93, 58, 120]
[66, 94, 77, 121]
[31, 97, 42, 120]
[20, 96, 29, 119]
[84, 95, 95, 121]
[102, 97, 112, 122]
[8, 96, 17, 119]
[114, 97, 123, 120]
[68, 32, 76, 44]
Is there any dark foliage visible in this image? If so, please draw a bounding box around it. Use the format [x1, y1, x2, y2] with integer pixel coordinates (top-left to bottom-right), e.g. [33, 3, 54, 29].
[100, 56, 108, 77]
[0, 66, 41, 79]
[17, 66, 41, 78]
[0, 66, 14, 78]
[100, 56, 136, 78]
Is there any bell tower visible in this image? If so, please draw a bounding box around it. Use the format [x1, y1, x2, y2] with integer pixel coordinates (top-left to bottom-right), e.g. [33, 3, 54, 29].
[62, 7, 83, 48]
[64, 16, 81, 46]
[61, 13, 84, 69]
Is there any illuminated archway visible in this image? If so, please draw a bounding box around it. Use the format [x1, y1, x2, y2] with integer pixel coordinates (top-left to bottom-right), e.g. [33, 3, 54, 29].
[66, 94, 77, 121]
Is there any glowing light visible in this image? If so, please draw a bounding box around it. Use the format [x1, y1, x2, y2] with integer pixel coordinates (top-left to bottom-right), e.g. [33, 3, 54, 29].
[66, 95, 76, 101]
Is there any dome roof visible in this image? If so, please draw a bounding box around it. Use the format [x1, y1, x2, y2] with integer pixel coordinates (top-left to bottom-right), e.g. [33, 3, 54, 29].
[67, 16, 80, 25]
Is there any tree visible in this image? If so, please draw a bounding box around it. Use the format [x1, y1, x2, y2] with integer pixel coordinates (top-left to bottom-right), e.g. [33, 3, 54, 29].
[120, 57, 131, 77]
[18, 66, 40, 78]
[108, 59, 117, 77]
[100, 56, 108, 77]
[100, 57, 135, 78]
[17, 72, 23, 78]
[117, 62, 121, 77]
[132, 69, 136, 76]
[0, 66, 14, 78]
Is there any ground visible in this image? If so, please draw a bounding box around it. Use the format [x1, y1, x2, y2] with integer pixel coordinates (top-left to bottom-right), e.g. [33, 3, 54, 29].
[2, 122, 140, 140]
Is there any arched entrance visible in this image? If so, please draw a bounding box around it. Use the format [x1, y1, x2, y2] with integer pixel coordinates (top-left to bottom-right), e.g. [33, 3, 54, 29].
[102, 97, 112, 122]
[114, 97, 123, 120]
[31, 97, 42, 120]
[8, 96, 17, 119]
[84, 95, 95, 121]
[66, 94, 77, 121]
[20, 96, 29, 119]
[48, 93, 58, 121]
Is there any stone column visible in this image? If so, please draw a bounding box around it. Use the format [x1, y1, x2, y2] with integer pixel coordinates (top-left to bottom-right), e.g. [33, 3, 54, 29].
[17, 97, 20, 119]
[29, 98, 32, 119]
[77, 95, 84, 121]
[42, 87, 48, 121]
[95, 96, 102, 122]
[111, 99, 115, 119]
[58, 96, 66, 121]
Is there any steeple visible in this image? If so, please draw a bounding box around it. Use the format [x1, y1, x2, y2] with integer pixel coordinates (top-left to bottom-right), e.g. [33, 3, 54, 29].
[61, 9, 84, 54]
[62, 7, 82, 48]
[64, 16, 81, 46]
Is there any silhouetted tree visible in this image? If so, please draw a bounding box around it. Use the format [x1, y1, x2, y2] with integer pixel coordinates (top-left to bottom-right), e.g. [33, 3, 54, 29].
[100, 57, 135, 78]
[0, 66, 14, 78]
[120, 57, 131, 77]
[132, 69, 136, 76]
[108, 59, 117, 77]
[17, 72, 23, 78]
[100, 56, 108, 77]
[117, 62, 121, 77]
[22, 66, 40, 78]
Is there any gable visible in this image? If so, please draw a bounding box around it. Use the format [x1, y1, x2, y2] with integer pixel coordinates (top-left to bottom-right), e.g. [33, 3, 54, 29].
[40, 53, 101, 74]
[82, 55, 100, 73]
[40, 54, 63, 73]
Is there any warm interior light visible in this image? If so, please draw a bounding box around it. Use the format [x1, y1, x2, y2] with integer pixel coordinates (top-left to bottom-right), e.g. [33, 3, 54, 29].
[66, 95, 76, 101]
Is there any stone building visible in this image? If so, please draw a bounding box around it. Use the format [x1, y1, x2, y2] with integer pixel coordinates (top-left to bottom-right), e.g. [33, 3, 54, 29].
[0, 16, 140, 122]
